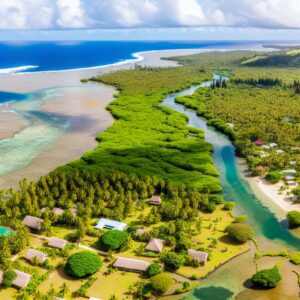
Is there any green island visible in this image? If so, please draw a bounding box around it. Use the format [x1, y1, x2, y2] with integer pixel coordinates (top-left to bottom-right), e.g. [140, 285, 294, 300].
[2, 48, 300, 299]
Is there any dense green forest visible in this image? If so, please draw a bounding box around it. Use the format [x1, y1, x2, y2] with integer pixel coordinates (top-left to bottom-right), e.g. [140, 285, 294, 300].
[61, 65, 221, 191]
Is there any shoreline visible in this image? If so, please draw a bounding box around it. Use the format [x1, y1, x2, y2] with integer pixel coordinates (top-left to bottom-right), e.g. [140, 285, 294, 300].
[238, 158, 300, 219]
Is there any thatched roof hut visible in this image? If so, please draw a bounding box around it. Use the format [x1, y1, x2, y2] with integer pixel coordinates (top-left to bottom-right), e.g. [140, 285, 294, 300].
[113, 257, 150, 272]
[22, 215, 43, 230]
[24, 249, 48, 264]
[145, 238, 164, 253]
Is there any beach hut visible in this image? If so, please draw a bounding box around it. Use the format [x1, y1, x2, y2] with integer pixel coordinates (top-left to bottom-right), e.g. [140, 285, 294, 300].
[275, 149, 284, 154]
[94, 218, 127, 231]
[260, 153, 268, 158]
[150, 196, 162, 205]
[48, 237, 67, 249]
[188, 249, 208, 265]
[145, 238, 164, 253]
[22, 215, 43, 231]
[24, 249, 48, 264]
[262, 145, 270, 150]
[113, 257, 150, 272]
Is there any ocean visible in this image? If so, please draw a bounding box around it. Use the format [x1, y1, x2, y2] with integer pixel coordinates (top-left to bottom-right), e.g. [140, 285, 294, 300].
[0, 40, 259, 74]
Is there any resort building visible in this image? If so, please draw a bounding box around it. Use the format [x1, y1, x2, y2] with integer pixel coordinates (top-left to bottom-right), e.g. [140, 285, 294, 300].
[290, 161, 297, 166]
[262, 145, 270, 150]
[113, 257, 150, 272]
[275, 149, 284, 154]
[135, 228, 147, 235]
[48, 237, 68, 249]
[188, 249, 208, 265]
[53, 297, 65, 300]
[24, 249, 48, 264]
[94, 218, 127, 231]
[22, 215, 43, 231]
[89, 298, 101, 300]
[145, 238, 165, 253]
[269, 143, 278, 148]
[150, 196, 162, 205]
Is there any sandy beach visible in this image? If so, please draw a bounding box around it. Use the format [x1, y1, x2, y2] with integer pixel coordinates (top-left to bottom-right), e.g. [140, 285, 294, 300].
[0, 48, 206, 189]
[238, 159, 300, 220]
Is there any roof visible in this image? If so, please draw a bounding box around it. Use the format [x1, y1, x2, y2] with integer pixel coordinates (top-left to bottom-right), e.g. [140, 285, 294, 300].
[48, 237, 67, 249]
[188, 249, 208, 264]
[52, 207, 65, 216]
[254, 140, 263, 146]
[94, 218, 127, 231]
[12, 270, 32, 288]
[22, 215, 43, 230]
[282, 169, 297, 174]
[136, 229, 147, 235]
[89, 298, 101, 300]
[113, 257, 150, 272]
[269, 143, 278, 147]
[150, 196, 161, 205]
[53, 297, 65, 300]
[24, 249, 48, 264]
[145, 238, 164, 253]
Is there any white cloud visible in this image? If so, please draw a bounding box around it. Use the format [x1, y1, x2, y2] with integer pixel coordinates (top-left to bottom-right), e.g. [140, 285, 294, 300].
[0, 0, 300, 30]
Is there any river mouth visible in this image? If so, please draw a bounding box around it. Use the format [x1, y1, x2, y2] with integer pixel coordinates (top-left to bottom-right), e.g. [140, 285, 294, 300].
[162, 79, 300, 299]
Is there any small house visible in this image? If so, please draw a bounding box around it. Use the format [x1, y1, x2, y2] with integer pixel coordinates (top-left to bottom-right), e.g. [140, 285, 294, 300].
[275, 149, 284, 154]
[262, 145, 270, 150]
[24, 249, 48, 264]
[290, 161, 297, 166]
[145, 238, 164, 253]
[150, 196, 162, 205]
[135, 228, 147, 235]
[287, 180, 297, 187]
[53, 297, 65, 300]
[260, 153, 268, 158]
[94, 218, 127, 231]
[113, 257, 150, 272]
[285, 176, 295, 181]
[22, 215, 43, 231]
[188, 249, 208, 265]
[12, 270, 32, 289]
[89, 298, 101, 300]
[48, 237, 67, 249]
[254, 140, 264, 146]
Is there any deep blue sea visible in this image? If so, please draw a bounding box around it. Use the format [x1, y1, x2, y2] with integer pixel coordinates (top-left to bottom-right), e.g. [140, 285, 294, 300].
[0, 40, 260, 73]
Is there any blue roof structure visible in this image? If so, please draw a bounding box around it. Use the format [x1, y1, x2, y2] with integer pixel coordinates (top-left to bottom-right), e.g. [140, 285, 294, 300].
[95, 218, 127, 231]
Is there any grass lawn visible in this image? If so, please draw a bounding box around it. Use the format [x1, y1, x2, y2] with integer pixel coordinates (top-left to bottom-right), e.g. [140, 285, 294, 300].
[176, 207, 249, 278]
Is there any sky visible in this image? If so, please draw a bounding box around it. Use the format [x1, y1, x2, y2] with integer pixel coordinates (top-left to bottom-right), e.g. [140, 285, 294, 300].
[1, 0, 300, 41]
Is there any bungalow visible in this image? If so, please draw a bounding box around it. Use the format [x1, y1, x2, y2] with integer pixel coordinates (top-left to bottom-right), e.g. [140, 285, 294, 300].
[89, 298, 101, 300]
[24, 249, 48, 264]
[150, 196, 162, 205]
[48, 237, 68, 250]
[145, 238, 164, 253]
[94, 218, 127, 231]
[52, 207, 65, 216]
[12, 270, 32, 289]
[290, 161, 297, 166]
[259, 153, 268, 158]
[53, 297, 65, 300]
[188, 249, 208, 265]
[282, 169, 297, 175]
[135, 228, 147, 235]
[22, 215, 43, 231]
[269, 143, 278, 148]
[113, 257, 150, 272]
[287, 180, 297, 187]
[262, 145, 270, 150]
[285, 176, 295, 181]
[254, 140, 264, 146]
[275, 149, 284, 154]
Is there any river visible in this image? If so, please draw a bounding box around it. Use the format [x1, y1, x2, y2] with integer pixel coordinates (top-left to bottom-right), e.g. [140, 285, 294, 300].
[162, 80, 300, 299]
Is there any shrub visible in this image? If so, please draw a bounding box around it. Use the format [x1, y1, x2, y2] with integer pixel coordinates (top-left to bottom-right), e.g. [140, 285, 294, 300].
[251, 266, 281, 289]
[2, 270, 17, 288]
[151, 273, 173, 294]
[65, 251, 103, 278]
[98, 230, 128, 251]
[225, 223, 254, 243]
[265, 171, 281, 184]
[234, 215, 248, 223]
[223, 202, 236, 211]
[146, 263, 162, 277]
[202, 202, 216, 213]
[290, 252, 300, 265]
[287, 211, 300, 228]
[65, 232, 80, 243]
[162, 252, 185, 271]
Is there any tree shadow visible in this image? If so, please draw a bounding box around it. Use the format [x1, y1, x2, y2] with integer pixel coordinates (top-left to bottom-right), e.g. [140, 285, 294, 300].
[192, 285, 234, 300]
